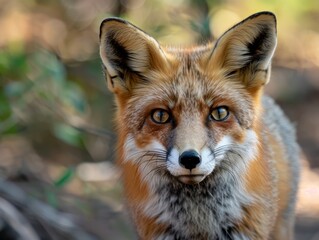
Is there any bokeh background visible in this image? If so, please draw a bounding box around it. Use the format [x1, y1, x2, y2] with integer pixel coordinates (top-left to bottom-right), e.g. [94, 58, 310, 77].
[0, 0, 318, 239]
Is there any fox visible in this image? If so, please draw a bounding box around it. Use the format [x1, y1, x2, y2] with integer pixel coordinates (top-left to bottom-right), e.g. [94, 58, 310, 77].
[99, 12, 300, 240]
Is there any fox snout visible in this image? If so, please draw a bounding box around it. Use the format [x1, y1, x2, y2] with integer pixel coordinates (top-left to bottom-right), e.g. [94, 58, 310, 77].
[177, 149, 206, 185]
[179, 150, 201, 170]
[167, 144, 216, 185]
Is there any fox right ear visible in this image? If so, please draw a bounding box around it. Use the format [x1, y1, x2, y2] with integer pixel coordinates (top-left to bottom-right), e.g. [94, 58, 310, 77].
[204, 12, 277, 88]
[99, 18, 170, 94]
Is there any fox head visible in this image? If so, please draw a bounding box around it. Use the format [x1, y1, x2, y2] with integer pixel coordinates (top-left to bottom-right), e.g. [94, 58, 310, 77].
[99, 12, 277, 186]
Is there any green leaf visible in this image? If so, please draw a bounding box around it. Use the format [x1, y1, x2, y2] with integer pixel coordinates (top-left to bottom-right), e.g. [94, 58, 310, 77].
[0, 43, 28, 79]
[54, 167, 75, 188]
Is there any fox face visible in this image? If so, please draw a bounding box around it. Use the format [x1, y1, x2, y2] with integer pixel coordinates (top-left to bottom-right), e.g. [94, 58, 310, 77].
[119, 66, 260, 186]
[100, 13, 277, 186]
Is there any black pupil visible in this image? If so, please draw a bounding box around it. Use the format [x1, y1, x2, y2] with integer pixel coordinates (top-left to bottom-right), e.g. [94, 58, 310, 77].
[215, 107, 227, 120]
[158, 111, 165, 122]
[217, 108, 224, 119]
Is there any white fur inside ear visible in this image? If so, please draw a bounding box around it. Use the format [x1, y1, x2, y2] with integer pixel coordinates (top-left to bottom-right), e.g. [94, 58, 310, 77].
[207, 13, 277, 86]
[99, 43, 117, 77]
[99, 20, 168, 83]
[224, 24, 276, 69]
[100, 25, 146, 78]
[123, 36, 149, 73]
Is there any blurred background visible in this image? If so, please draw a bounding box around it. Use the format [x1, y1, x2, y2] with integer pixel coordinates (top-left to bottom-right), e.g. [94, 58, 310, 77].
[0, 0, 318, 239]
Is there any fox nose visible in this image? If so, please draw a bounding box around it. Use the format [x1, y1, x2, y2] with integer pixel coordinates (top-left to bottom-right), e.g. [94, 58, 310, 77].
[179, 150, 201, 170]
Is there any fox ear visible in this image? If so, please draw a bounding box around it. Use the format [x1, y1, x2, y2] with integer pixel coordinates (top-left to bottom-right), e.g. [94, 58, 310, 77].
[99, 18, 169, 93]
[205, 12, 277, 88]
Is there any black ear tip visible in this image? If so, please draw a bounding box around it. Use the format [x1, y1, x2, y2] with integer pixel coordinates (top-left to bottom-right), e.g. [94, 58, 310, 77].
[99, 17, 130, 39]
[246, 11, 277, 35]
[100, 17, 129, 27]
[250, 11, 276, 20]
[250, 11, 277, 27]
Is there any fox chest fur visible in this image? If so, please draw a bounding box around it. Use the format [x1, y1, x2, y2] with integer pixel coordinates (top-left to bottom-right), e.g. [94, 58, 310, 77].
[135, 169, 259, 240]
[99, 12, 300, 240]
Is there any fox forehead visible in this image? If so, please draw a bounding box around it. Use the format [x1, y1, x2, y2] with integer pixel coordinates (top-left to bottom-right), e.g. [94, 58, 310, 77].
[130, 52, 239, 103]
[125, 53, 255, 128]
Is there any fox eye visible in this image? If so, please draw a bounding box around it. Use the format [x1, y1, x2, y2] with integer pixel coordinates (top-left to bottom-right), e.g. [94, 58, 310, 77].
[210, 106, 229, 121]
[151, 109, 171, 124]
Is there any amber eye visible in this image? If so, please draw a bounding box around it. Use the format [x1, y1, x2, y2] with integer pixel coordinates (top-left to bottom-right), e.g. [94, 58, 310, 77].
[151, 109, 171, 124]
[210, 106, 229, 121]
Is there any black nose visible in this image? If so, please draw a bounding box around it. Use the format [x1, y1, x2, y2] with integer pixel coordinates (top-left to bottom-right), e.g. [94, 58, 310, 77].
[179, 150, 201, 170]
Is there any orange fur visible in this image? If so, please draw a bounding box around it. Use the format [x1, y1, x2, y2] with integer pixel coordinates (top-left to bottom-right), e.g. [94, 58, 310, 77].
[268, 132, 294, 240]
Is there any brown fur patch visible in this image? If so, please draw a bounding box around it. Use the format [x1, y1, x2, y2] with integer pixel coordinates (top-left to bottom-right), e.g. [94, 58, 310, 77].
[120, 160, 150, 204]
[135, 214, 168, 239]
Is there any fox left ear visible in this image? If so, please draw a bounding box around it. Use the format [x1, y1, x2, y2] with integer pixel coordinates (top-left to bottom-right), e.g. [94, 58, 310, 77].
[99, 18, 170, 94]
[205, 12, 277, 88]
